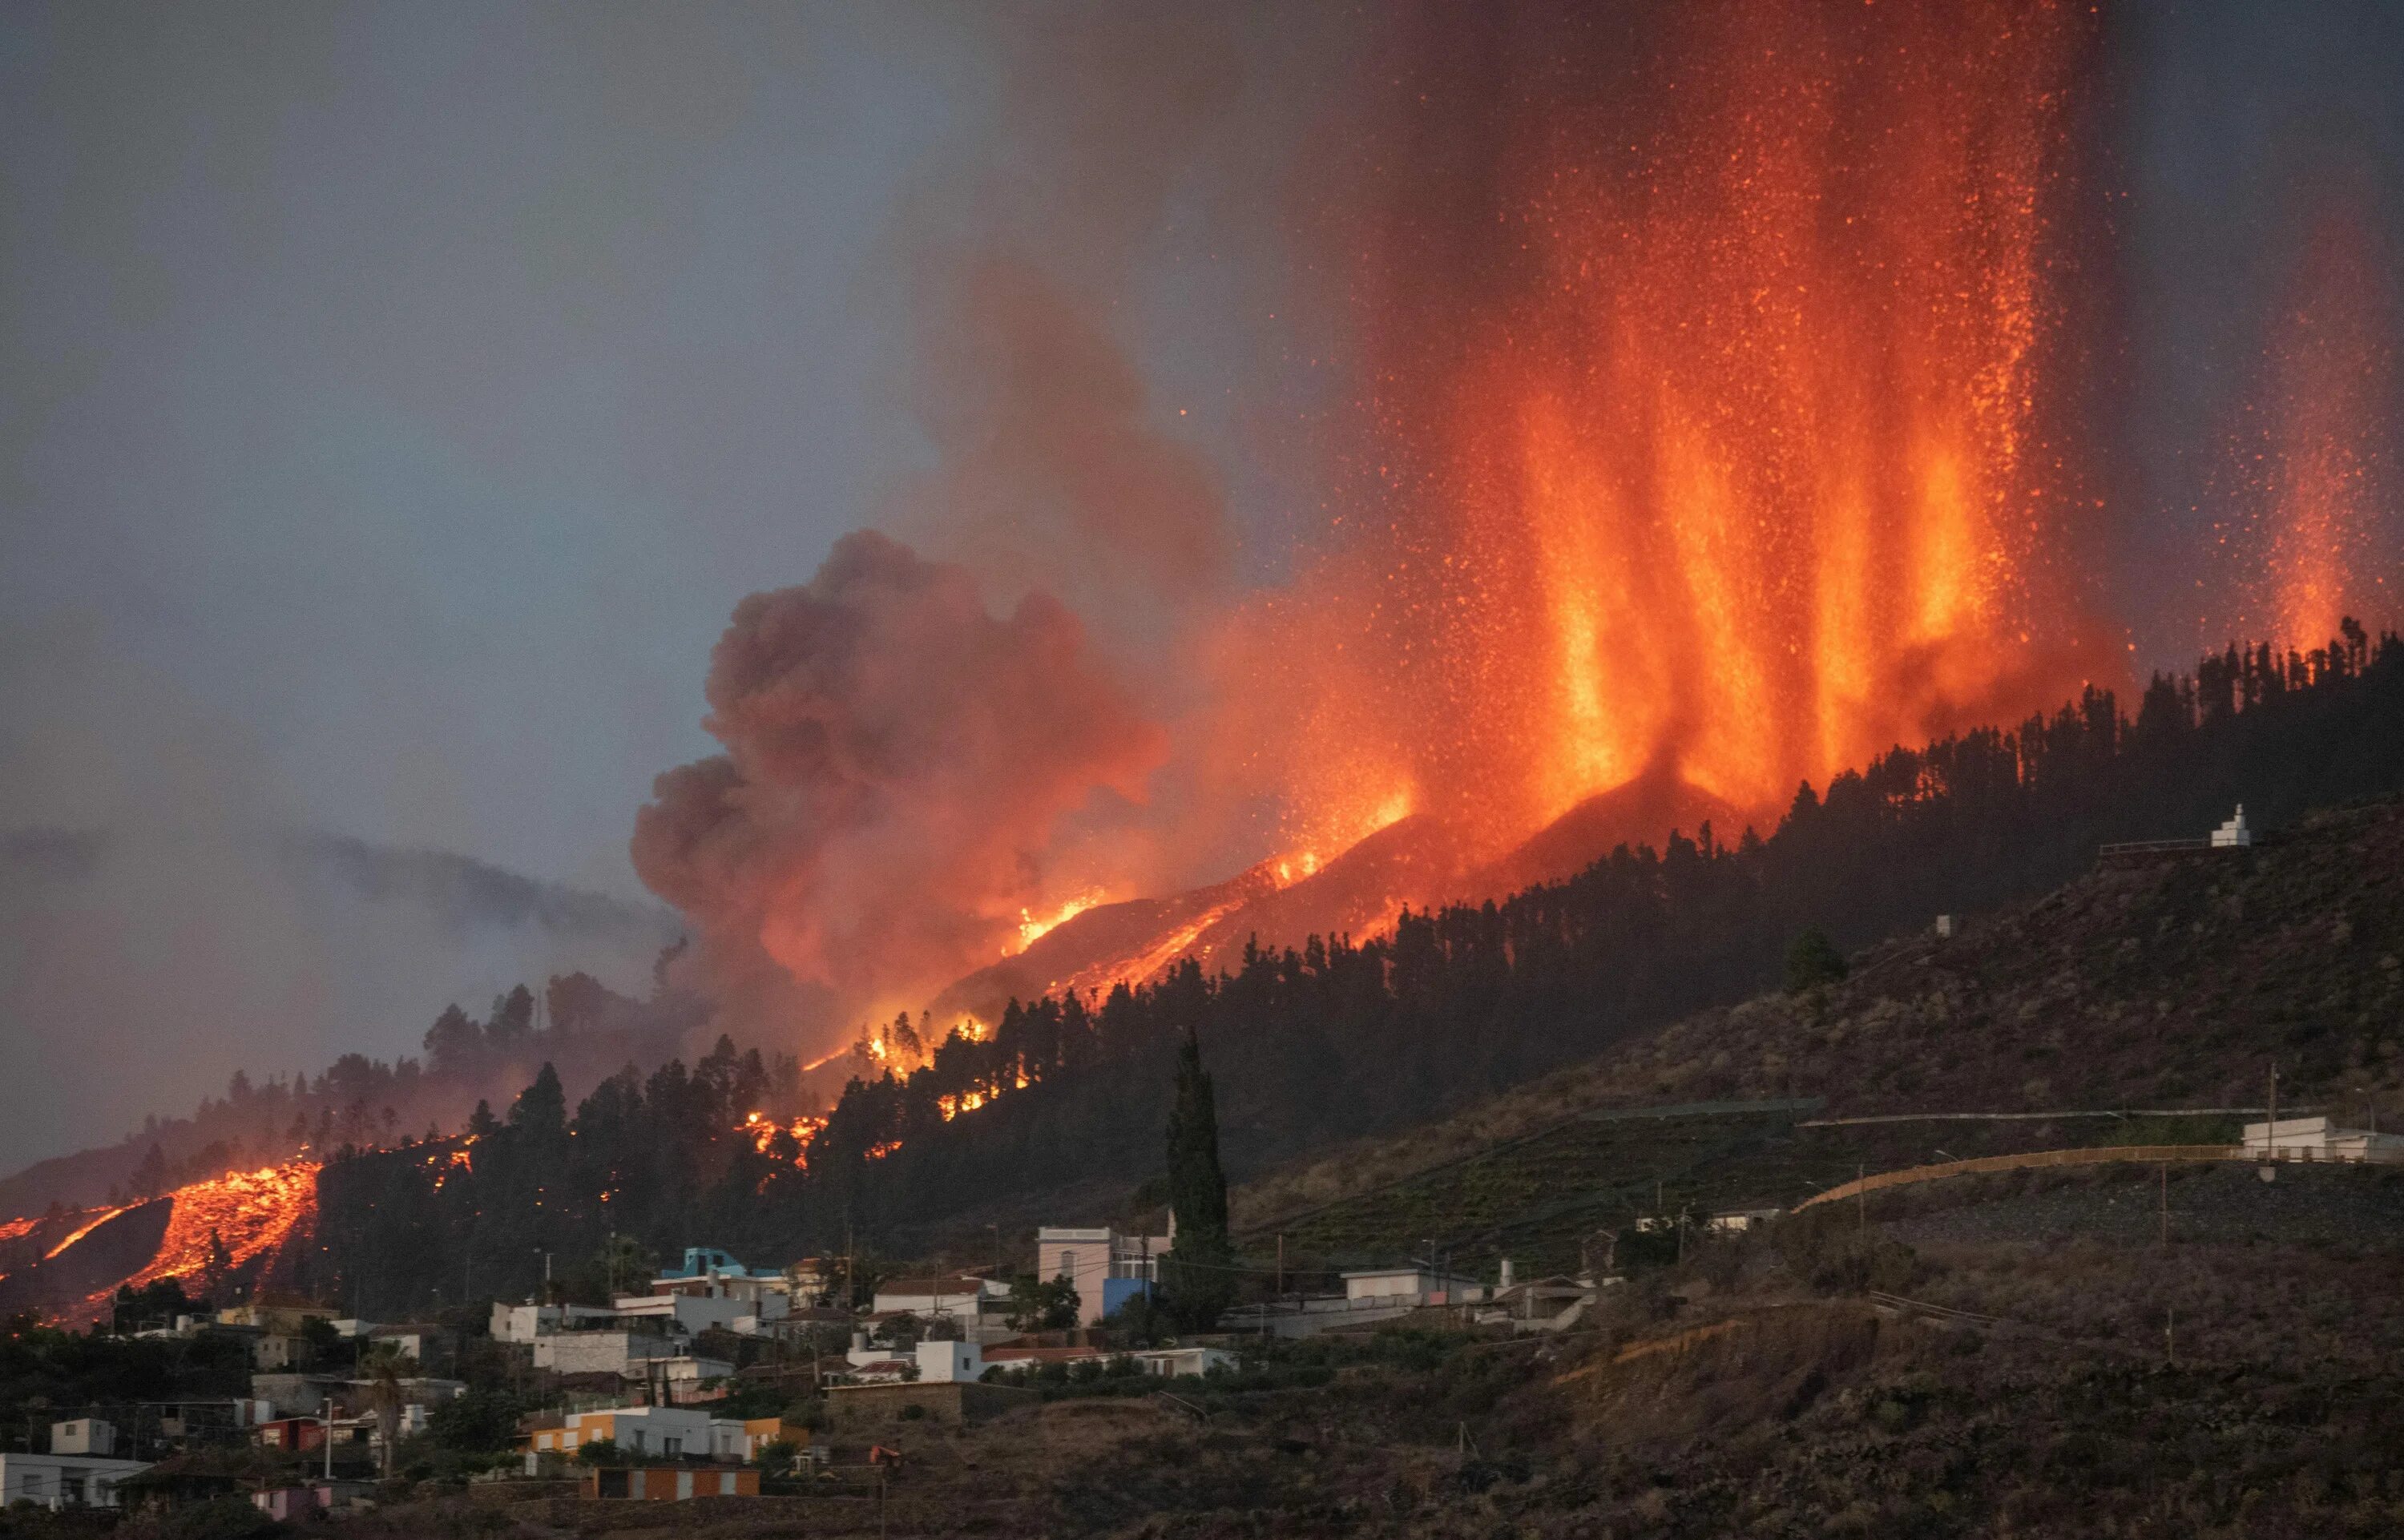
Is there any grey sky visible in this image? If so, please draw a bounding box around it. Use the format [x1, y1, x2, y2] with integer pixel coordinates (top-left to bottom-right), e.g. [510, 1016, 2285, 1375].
[2, 3, 970, 896]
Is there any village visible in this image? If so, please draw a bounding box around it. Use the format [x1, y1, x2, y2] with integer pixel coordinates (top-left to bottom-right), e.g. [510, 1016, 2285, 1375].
[7, 1089, 2399, 1526]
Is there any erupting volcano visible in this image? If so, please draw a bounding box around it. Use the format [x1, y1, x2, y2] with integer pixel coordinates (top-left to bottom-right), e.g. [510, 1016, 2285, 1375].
[1241, 0, 2107, 851]
[634, 0, 2390, 1055]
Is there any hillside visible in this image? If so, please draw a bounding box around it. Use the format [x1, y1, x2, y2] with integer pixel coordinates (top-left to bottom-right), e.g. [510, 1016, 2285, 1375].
[808, 637, 2404, 1258]
[306, 1159, 2404, 1539]
[1235, 795, 2404, 1244]
[0, 829, 685, 1215]
[168, 647, 2404, 1319]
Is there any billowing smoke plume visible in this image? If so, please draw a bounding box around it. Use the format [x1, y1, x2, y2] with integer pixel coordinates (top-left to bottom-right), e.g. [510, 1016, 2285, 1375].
[631, 530, 1164, 1028]
[877, 3, 1247, 660]
[631, 4, 1275, 1040]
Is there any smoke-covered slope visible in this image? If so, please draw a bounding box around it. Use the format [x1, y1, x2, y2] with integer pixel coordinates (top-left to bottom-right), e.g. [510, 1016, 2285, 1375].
[0, 828, 682, 1207]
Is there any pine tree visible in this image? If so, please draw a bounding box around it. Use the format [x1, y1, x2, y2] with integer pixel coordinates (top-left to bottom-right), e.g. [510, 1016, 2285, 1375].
[1160, 1030, 1234, 1330]
[508, 1064, 567, 1138]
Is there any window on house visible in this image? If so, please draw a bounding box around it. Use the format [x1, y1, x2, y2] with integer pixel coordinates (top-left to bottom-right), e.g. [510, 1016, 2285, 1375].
[662, 1437, 683, 1458]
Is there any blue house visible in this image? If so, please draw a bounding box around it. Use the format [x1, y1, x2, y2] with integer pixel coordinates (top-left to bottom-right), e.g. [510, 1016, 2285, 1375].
[655, 1247, 756, 1280]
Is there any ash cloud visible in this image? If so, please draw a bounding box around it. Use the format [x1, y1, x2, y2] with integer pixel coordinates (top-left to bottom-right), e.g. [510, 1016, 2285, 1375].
[873, 2, 1252, 663]
[631, 531, 1164, 1029]
[631, 3, 1321, 1039]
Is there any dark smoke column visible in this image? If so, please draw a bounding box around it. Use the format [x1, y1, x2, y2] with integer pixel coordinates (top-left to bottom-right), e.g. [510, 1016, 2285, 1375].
[632, 530, 1164, 1043]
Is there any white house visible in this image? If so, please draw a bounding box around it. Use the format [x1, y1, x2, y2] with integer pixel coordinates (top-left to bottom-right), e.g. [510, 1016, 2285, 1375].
[611, 1292, 756, 1336]
[656, 1356, 737, 1401]
[868, 1274, 1015, 1340]
[1132, 1347, 1236, 1377]
[1341, 1268, 1478, 1304]
[870, 1273, 1008, 1320]
[2211, 805, 2253, 848]
[521, 1405, 751, 1462]
[490, 1302, 615, 1343]
[50, 1420, 116, 1457]
[0, 1426, 150, 1510]
[651, 1270, 793, 1320]
[915, 1339, 985, 1383]
[0, 1454, 151, 1510]
[2243, 1115, 2404, 1162]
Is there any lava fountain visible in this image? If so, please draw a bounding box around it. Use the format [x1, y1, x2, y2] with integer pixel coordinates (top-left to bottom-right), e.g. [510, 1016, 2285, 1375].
[2254, 205, 2399, 648]
[1250, 0, 2113, 854]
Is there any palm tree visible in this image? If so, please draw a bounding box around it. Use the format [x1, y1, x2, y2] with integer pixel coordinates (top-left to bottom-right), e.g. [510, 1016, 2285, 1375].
[361, 1344, 418, 1479]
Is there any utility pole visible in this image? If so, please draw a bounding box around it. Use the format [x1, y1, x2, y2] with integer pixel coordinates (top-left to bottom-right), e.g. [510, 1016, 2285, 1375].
[2268, 1062, 2279, 1155]
[2164, 1303, 2176, 1367]
[2159, 1163, 2169, 1248]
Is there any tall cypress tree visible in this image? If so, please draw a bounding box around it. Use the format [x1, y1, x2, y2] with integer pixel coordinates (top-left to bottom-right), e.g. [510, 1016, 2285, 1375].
[1160, 1030, 1234, 1329]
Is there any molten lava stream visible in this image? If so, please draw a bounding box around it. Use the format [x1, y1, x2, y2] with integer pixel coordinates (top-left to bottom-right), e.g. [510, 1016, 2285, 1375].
[115, 1161, 320, 1295]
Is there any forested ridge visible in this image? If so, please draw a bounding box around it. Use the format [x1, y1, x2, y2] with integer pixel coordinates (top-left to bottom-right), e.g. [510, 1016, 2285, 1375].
[305, 627, 2404, 1311]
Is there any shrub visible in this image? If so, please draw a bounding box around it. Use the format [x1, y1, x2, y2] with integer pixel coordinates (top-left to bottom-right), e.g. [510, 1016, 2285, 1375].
[1785, 929, 1849, 994]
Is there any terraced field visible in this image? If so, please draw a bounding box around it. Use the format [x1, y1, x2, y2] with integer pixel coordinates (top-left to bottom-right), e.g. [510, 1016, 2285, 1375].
[1249, 1102, 2252, 1278]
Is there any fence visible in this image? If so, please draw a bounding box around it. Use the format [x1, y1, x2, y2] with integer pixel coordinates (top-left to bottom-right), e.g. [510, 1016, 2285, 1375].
[2096, 837, 2212, 857]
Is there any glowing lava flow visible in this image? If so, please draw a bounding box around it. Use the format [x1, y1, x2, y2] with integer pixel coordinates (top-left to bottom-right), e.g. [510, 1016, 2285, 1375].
[1010, 890, 1107, 956]
[42, 1207, 128, 1260]
[117, 1161, 319, 1292]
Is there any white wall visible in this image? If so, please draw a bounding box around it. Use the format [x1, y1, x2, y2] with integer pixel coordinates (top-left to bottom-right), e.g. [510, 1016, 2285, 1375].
[532, 1332, 673, 1374]
[916, 1340, 984, 1384]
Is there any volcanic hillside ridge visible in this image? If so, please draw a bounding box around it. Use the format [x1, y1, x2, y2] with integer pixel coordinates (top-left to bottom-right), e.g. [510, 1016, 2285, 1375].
[1233, 789, 2404, 1240]
[930, 764, 1745, 1033]
[619, 0, 2403, 1079]
[18, 696, 2393, 1331]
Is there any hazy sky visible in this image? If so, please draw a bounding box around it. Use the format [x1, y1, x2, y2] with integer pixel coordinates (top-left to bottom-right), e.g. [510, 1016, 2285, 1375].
[2, 3, 981, 898]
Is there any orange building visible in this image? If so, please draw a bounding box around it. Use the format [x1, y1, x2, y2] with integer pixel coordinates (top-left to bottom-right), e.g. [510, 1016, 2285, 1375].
[581, 1466, 760, 1501]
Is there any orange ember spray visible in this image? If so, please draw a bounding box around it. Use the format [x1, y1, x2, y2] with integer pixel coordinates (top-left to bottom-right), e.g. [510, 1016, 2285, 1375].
[1255, 0, 2109, 851]
[2256, 208, 2398, 647]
